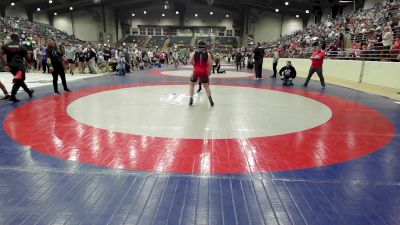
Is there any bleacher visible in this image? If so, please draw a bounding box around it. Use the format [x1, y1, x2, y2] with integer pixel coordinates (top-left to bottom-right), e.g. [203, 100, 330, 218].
[215, 37, 238, 48]
[351, 27, 400, 44]
[0, 16, 82, 44]
[264, 1, 400, 62]
[169, 36, 193, 48]
[195, 36, 212, 47]
[124, 35, 148, 48]
[147, 36, 167, 48]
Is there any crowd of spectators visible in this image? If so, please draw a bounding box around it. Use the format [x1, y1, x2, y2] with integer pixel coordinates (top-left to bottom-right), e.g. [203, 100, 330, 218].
[0, 16, 83, 45]
[263, 0, 400, 61]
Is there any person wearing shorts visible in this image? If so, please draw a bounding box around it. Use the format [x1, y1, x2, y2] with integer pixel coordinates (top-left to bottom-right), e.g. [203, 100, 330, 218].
[64, 43, 76, 75]
[188, 41, 214, 107]
[1, 34, 34, 102]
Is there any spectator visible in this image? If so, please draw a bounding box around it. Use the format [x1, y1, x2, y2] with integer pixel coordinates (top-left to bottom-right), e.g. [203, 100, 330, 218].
[46, 37, 71, 94]
[271, 49, 279, 78]
[116, 52, 126, 76]
[64, 43, 76, 75]
[279, 61, 297, 86]
[84, 44, 97, 74]
[382, 26, 394, 49]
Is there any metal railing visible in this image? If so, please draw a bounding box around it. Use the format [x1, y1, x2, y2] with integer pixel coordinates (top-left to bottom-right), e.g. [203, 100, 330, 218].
[270, 49, 400, 61]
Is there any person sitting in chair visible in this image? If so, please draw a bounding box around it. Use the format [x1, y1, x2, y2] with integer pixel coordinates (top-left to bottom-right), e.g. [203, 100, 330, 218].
[279, 61, 296, 86]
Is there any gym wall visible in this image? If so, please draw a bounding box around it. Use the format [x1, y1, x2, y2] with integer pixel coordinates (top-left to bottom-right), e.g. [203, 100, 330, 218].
[364, 0, 384, 9]
[263, 58, 400, 90]
[252, 10, 303, 43]
[5, 6, 28, 19]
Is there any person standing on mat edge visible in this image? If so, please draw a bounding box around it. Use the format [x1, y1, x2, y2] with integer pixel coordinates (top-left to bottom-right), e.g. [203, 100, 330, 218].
[235, 49, 242, 71]
[271, 48, 279, 78]
[189, 41, 214, 107]
[303, 45, 326, 88]
[0, 33, 34, 102]
[46, 37, 71, 95]
[253, 42, 264, 80]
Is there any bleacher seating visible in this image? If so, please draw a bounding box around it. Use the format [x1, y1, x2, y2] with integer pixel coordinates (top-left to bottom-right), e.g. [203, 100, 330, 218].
[195, 37, 212, 47]
[0, 16, 82, 44]
[169, 36, 193, 47]
[124, 35, 148, 48]
[263, 1, 400, 61]
[147, 36, 167, 48]
[215, 37, 238, 48]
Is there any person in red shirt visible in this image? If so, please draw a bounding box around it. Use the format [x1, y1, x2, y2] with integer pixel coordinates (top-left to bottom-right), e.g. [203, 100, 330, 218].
[303, 45, 326, 88]
[391, 37, 400, 51]
[188, 41, 214, 106]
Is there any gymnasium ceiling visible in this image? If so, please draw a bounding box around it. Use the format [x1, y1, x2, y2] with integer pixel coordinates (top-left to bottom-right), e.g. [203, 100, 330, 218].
[2, 0, 356, 15]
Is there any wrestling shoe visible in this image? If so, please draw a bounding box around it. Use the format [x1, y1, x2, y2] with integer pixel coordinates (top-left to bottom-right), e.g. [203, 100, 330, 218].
[209, 96, 214, 107]
[189, 97, 193, 106]
[1, 95, 10, 100]
[28, 89, 34, 98]
[9, 97, 20, 103]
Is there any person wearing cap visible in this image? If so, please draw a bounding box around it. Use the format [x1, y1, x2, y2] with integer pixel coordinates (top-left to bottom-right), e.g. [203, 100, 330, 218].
[279, 61, 297, 86]
[46, 37, 71, 94]
[303, 45, 326, 88]
[188, 41, 214, 107]
[0, 33, 34, 102]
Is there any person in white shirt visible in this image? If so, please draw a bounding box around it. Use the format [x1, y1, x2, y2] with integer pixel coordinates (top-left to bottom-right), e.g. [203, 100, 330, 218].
[382, 26, 393, 49]
[64, 44, 76, 75]
[271, 49, 279, 78]
[33, 47, 38, 69]
[116, 52, 126, 76]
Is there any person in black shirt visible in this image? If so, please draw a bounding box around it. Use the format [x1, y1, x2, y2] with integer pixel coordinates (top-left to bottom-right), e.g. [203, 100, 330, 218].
[235, 50, 242, 71]
[215, 58, 226, 74]
[253, 42, 264, 80]
[0, 34, 34, 102]
[103, 47, 111, 72]
[279, 61, 297, 86]
[46, 37, 71, 94]
[85, 45, 97, 74]
[77, 47, 86, 73]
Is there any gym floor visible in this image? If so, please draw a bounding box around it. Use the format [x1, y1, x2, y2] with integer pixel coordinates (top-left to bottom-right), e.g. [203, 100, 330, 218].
[0, 64, 399, 225]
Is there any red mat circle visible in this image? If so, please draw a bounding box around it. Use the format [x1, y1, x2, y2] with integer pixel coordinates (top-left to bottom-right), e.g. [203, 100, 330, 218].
[3, 82, 395, 174]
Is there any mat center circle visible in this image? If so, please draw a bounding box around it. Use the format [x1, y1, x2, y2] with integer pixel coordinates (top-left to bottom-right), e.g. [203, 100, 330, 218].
[67, 85, 332, 139]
